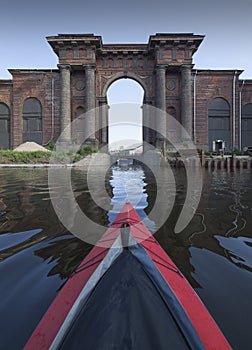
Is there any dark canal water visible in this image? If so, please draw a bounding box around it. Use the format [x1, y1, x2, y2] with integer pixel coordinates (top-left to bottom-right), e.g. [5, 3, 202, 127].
[0, 165, 252, 349]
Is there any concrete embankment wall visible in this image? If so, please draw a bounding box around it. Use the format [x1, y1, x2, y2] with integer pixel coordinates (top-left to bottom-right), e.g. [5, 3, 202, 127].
[169, 155, 252, 170]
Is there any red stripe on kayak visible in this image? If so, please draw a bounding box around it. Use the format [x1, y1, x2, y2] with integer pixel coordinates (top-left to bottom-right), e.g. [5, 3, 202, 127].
[122, 203, 231, 350]
[24, 226, 121, 350]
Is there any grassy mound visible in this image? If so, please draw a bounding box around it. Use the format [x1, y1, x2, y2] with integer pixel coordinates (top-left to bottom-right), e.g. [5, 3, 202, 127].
[0, 146, 97, 164]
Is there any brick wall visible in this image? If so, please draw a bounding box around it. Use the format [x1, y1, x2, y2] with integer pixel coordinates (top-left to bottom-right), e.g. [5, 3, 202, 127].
[193, 70, 242, 150]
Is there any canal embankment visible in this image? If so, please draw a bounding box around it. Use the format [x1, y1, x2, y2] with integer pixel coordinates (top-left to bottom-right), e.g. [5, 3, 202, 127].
[168, 152, 252, 170]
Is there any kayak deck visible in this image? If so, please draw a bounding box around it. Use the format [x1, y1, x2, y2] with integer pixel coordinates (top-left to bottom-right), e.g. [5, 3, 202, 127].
[60, 249, 193, 350]
[24, 203, 231, 350]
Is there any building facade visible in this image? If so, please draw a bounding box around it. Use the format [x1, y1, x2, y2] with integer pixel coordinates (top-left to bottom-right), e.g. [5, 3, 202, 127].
[0, 33, 252, 151]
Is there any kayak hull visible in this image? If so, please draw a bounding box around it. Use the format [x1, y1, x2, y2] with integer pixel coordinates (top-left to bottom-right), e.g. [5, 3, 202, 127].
[24, 203, 231, 350]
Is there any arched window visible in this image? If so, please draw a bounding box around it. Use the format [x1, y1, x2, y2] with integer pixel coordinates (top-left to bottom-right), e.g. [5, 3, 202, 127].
[242, 103, 252, 149]
[23, 98, 42, 144]
[0, 103, 10, 149]
[208, 98, 230, 151]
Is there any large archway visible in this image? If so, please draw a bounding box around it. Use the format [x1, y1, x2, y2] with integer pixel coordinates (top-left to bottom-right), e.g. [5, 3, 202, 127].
[46, 33, 204, 149]
[107, 78, 144, 153]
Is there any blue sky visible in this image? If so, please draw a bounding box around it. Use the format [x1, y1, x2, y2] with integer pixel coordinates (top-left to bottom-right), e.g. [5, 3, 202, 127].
[1, 0, 251, 80]
[1, 0, 251, 145]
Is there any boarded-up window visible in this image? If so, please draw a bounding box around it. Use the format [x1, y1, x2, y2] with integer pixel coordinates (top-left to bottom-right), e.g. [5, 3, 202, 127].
[60, 49, 66, 60]
[208, 98, 230, 151]
[166, 106, 177, 143]
[73, 48, 79, 59]
[172, 48, 177, 61]
[22, 98, 43, 144]
[242, 103, 252, 149]
[72, 106, 85, 144]
[0, 103, 10, 149]
[86, 48, 92, 60]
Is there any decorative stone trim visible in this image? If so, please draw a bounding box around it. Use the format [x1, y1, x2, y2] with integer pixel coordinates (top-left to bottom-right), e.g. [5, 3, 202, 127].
[166, 80, 176, 91]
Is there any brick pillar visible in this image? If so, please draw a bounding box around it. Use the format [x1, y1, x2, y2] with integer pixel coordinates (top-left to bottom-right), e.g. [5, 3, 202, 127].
[181, 65, 192, 139]
[84, 64, 96, 145]
[59, 64, 71, 144]
[155, 65, 167, 153]
[142, 98, 154, 151]
[99, 97, 108, 149]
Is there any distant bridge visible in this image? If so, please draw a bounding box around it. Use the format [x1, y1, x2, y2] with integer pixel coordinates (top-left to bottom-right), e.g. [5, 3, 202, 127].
[110, 153, 137, 165]
[109, 151, 161, 168]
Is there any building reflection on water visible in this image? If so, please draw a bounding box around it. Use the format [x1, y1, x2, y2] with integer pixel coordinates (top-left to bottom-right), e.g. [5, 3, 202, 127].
[0, 166, 252, 280]
[0, 166, 252, 349]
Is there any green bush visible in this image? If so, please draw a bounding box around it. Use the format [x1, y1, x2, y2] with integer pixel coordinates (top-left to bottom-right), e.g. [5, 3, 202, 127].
[46, 140, 55, 151]
[0, 146, 98, 164]
[233, 148, 243, 155]
[0, 150, 51, 163]
[50, 146, 97, 163]
[77, 146, 97, 156]
[72, 146, 97, 162]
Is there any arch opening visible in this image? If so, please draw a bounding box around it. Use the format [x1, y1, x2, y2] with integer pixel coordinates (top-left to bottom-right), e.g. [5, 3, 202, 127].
[0, 102, 10, 149]
[107, 79, 144, 154]
[208, 97, 230, 151]
[23, 97, 43, 144]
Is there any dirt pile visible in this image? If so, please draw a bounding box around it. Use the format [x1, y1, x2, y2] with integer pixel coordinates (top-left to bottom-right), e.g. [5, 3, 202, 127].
[14, 142, 51, 152]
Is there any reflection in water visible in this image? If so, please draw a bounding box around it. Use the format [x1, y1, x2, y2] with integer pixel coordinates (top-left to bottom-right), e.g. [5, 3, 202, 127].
[187, 169, 252, 349]
[189, 171, 252, 247]
[108, 164, 156, 232]
[190, 245, 252, 350]
[0, 169, 94, 349]
[216, 235, 252, 272]
[0, 167, 251, 349]
[0, 229, 42, 251]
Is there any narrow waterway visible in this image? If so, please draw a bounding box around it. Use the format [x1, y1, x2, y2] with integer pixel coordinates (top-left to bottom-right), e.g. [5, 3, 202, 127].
[0, 165, 251, 349]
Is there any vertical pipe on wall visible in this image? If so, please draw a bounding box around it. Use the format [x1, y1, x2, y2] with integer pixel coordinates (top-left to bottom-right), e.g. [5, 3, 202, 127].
[193, 70, 197, 144]
[51, 71, 55, 143]
[239, 80, 245, 150]
[232, 71, 237, 150]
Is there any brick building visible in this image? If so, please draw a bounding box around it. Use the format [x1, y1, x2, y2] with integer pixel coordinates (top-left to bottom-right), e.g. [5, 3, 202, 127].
[0, 33, 251, 151]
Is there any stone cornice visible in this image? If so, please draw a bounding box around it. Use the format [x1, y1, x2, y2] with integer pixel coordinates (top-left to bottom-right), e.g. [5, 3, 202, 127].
[83, 64, 96, 71]
[180, 64, 194, 71]
[148, 33, 204, 55]
[99, 44, 147, 55]
[155, 64, 169, 70]
[47, 34, 102, 47]
[192, 69, 244, 76]
[57, 64, 71, 70]
[8, 69, 58, 75]
[47, 33, 204, 58]
[0, 79, 12, 84]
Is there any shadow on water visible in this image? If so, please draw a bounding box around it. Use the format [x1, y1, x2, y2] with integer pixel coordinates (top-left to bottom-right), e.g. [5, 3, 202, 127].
[0, 166, 251, 349]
